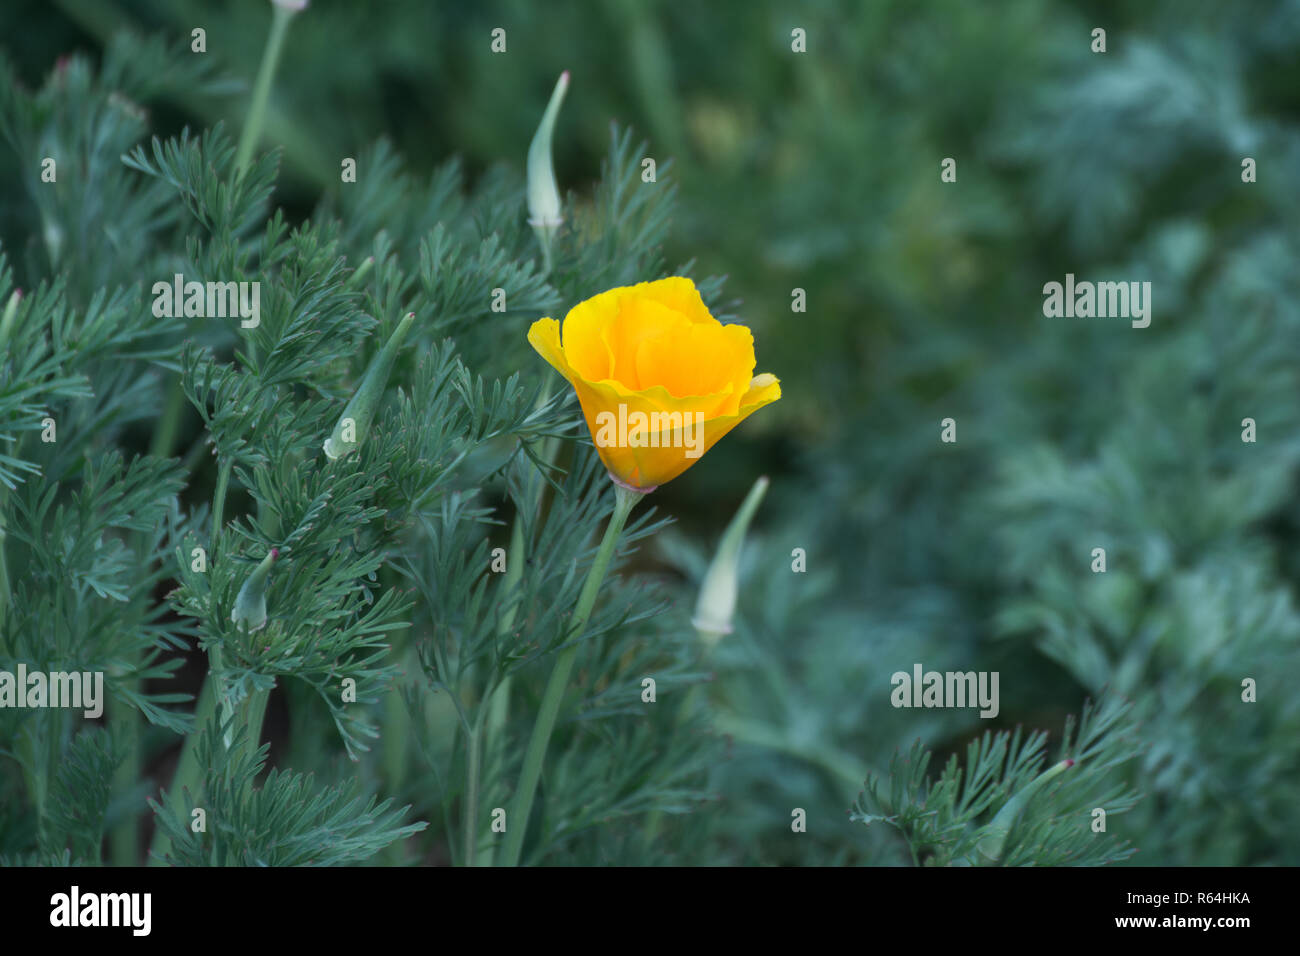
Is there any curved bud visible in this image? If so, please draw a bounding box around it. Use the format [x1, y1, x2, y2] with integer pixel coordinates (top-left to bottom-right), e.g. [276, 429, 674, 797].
[692, 476, 769, 644]
[324, 312, 416, 460]
[976, 758, 1075, 863]
[527, 71, 569, 272]
[232, 548, 279, 632]
[346, 255, 375, 290]
[0, 288, 21, 344]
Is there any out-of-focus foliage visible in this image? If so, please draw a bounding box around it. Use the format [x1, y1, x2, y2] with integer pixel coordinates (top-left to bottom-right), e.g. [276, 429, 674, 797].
[1, 0, 1297, 865]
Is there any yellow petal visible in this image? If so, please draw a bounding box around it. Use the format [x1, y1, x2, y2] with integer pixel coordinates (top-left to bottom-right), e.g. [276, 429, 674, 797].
[529, 280, 782, 491]
[739, 372, 782, 409]
[579, 373, 781, 489]
[526, 317, 573, 382]
[602, 297, 694, 390]
[633, 321, 755, 406]
[633, 276, 715, 326]
[557, 286, 624, 380]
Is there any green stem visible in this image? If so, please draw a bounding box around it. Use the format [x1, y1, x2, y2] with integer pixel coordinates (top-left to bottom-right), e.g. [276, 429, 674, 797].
[148, 456, 233, 864]
[148, 673, 217, 864]
[477, 674, 511, 867]
[238, 688, 271, 767]
[234, 2, 298, 176]
[472, 517, 529, 866]
[211, 458, 233, 555]
[463, 703, 489, 866]
[15, 713, 62, 848]
[383, 690, 407, 792]
[110, 393, 186, 865]
[150, 377, 186, 460]
[148, 654, 271, 864]
[43, 712, 63, 845]
[228, 0, 268, 366]
[174, 676, 218, 810]
[108, 699, 140, 865]
[477, 398, 557, 866]
[54, 0, 336, 186]
[499, 482, 642, 867]
[17, 722, 47, 842]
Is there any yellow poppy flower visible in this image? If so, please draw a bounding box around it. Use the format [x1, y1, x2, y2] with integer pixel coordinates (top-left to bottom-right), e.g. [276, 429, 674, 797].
[527, 277, 781, 490]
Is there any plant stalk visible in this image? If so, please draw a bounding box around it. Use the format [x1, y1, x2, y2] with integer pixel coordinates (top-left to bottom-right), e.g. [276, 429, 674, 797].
[476, 391, 558, 866]
[234, 1, 298, 175]
[499, 482, 641, 866]
[462, 703, 489, 867]
[148, 457, 234, 863]
[110, 388, 189, 865]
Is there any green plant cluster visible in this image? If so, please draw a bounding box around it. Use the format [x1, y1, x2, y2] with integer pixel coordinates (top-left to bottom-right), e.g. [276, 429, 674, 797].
[2, 0, 1297, 867]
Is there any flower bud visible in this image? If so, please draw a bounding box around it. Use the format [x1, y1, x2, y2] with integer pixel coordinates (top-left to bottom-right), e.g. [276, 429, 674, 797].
[232, 548, 279, 632]
[976, 758, 1075, 862]
[324, 312, 416, 460]
[0, 288, 21, 344]
[346, 255, 375, 290]
[527, 71, 569, 273]
[692, 476, 769, 643]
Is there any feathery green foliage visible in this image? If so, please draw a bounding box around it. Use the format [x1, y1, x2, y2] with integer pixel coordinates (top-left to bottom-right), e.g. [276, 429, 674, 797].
[3, 0, 1296, 869]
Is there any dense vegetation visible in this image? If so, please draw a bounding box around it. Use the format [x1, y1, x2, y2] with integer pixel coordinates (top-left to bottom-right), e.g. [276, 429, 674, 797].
[1, 0, 1296, 866]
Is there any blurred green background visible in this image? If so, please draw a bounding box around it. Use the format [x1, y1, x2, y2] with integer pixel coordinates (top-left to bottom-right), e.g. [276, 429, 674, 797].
[3, 0, 1299, 865]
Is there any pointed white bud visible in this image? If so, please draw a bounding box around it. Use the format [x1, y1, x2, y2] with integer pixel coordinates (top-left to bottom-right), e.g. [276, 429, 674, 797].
[232, 548, 279, 633]
[324, 312, 415, 460]
[692, 477, 769, 643]
[527, 71, 569, 272]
